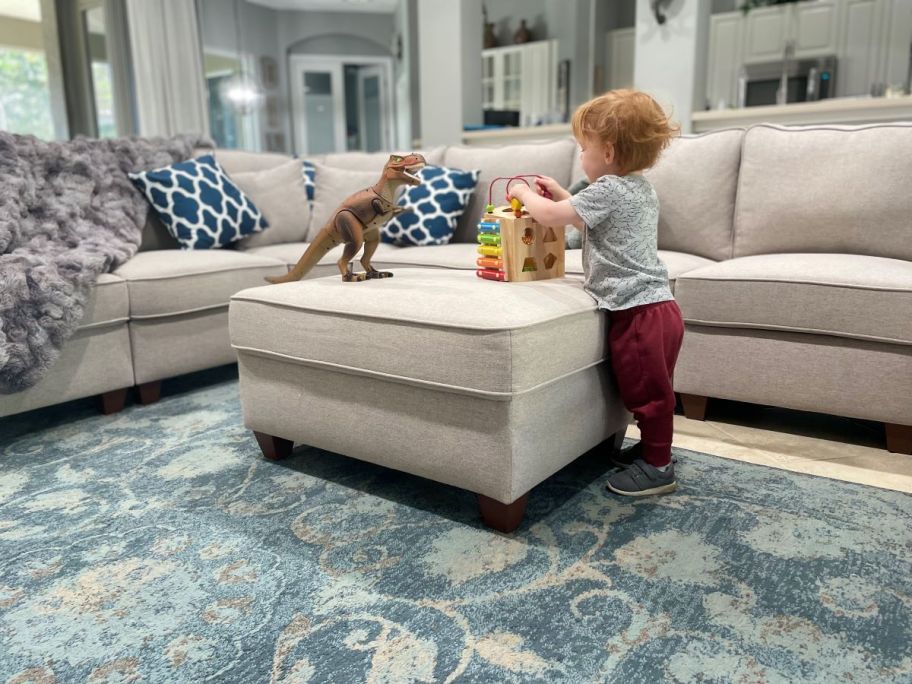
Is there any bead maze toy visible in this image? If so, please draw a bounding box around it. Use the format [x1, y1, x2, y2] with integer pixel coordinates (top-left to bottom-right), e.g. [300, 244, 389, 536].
[475, 175, 565, 283]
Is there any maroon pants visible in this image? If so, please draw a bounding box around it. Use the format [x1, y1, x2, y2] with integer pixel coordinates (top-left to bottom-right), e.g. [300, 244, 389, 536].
[607, 300, 685, 467]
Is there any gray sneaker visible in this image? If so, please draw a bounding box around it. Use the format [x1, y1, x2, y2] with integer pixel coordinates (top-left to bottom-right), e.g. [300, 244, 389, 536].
[610, 441, 677, 469]
[606, 459, 677, 497]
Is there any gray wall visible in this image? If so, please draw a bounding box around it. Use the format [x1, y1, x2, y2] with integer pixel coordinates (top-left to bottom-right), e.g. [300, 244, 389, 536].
[484, 0, 548, 47]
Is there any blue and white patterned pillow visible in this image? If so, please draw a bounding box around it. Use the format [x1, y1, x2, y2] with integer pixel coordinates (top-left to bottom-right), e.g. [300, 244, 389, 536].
[301, 160, 315, 202]
[129, 154, 269, 249]
[381, 165, 480, 246]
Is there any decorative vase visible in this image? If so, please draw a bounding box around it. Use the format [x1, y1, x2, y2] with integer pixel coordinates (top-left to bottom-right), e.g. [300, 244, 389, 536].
[513, 19, 531, 44]
[484, 21, 497, 49]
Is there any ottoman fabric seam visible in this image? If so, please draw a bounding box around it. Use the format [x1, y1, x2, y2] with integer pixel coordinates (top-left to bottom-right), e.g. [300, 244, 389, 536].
[231, 344, 608, 399]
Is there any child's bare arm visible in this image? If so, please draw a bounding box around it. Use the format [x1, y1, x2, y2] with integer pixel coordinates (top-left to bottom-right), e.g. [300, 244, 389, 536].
[509, 184, 584, 230]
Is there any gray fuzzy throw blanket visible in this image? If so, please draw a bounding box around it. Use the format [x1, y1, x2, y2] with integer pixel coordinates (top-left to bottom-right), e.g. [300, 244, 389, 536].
[0, 132, 210, 394]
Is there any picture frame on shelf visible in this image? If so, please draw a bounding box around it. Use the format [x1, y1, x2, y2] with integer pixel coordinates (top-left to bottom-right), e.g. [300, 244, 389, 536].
[264, 132, 286, 153]
[266, 95, 280, 129]
[259, 57, 278, 90]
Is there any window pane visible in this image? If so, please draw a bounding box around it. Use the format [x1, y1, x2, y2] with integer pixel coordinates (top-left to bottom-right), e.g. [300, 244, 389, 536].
[0, 0, 55, 139]
[83, 6, 115, 137]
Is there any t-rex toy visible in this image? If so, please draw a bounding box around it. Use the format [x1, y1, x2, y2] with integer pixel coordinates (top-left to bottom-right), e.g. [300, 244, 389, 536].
[265, 152, 426, 284]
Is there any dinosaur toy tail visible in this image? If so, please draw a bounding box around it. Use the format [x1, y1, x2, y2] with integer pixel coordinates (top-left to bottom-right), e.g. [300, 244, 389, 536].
[264, 234, 337, 284]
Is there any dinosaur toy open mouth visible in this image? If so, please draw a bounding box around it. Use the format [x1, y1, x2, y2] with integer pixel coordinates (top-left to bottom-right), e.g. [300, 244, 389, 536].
[403, 162, 425, 182]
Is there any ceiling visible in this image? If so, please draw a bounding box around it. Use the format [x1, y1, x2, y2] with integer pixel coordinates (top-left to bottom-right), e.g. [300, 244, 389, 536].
[246, 0, 398, 13]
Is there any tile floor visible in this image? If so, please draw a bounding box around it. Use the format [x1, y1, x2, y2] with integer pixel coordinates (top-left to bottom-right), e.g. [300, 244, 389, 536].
[629, 398, 912, 494]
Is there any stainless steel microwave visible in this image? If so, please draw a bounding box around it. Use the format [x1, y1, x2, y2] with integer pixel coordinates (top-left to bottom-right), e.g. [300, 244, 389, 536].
[740, 56, 837, 107]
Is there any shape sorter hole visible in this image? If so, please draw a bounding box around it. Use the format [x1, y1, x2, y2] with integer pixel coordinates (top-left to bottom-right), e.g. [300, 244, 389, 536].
[522, 257, 538, 272]
[522, 228, 535, 245]
[544, 253, 557, 269]
[544, 227, 558, 243]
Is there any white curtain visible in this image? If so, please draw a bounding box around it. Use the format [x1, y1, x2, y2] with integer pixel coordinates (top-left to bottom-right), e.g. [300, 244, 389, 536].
[126, 0, 210, 138]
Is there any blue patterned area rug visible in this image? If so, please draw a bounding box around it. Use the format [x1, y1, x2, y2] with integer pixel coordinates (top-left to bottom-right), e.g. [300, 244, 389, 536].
[1, 367, 910, 683]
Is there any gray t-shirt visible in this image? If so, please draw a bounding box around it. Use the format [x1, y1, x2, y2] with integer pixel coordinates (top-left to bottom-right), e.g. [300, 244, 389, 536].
[569, 174, 674, 311]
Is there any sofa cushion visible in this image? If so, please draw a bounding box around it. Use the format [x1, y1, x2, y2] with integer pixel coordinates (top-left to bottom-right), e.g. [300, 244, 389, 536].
[139, 212, 180, 252]
[130, 155, 269, 249]
[321, 147, 445, 170]
[234, 159, 312, 249]
[204, 148, 295, 175]
[674, 253, 912, 346]
[444, 138, 576, 244]
[79, 274, 129, 329]
[307, 164, 378, 241]
[734, 123, 912, 261]
[230, 268, 605, 396]
[114, 250, 287, 319]
[644, 128, 743, 262]
[243, 241, 408, 281]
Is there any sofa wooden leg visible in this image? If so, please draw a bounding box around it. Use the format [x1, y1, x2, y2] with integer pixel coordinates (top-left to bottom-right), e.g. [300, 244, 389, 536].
[253, 431, 294, 461]
[885, 423, 912, 455]
[99, 388, 128, 415]
[478, 493, 529, 533]
[680, 393, 709, 421]
[137, 380, 162, 405]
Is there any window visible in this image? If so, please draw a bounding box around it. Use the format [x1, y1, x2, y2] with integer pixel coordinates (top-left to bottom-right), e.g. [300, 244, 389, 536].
[0, 0, 55, 138]
[83, 5, 115, 137]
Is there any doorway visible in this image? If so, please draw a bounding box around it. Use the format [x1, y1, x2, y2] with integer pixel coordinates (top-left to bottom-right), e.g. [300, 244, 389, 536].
[289, 55, 393, 156]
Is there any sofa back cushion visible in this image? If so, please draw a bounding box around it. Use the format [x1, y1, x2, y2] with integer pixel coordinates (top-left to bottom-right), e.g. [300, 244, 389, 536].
[444, 138, 576, 243]
[644, 128, 743, 262]
[733, 123, 912, 261]
[321, 147, 445, 171]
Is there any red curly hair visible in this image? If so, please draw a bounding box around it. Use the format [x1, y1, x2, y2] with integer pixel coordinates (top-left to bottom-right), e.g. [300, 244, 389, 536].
[571, 89, 680, 175]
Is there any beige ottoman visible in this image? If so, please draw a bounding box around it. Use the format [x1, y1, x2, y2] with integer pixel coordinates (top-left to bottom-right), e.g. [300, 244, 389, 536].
[229, 268, 629, 532]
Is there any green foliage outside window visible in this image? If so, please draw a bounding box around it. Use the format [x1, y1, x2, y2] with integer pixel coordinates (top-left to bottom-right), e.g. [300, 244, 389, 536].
[0, 48, 54, 140]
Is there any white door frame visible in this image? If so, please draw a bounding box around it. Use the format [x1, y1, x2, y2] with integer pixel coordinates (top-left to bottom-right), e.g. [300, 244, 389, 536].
[357, 64, 391, 151]
[289, 54, 395, 155]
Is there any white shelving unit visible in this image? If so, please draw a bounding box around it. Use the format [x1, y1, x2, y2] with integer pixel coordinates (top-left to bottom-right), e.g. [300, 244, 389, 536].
[481, 40, 557, 127]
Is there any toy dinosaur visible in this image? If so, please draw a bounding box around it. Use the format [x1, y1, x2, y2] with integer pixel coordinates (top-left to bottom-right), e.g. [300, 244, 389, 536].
[265, 153, 426, 284]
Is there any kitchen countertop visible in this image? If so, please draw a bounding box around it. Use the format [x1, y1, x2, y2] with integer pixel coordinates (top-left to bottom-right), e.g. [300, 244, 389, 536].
[692, 96, 912, 132]
[461, 123, 571, 145]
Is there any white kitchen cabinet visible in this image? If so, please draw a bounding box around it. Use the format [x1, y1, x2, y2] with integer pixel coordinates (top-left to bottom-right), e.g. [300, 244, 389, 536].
[605, 28, 636, 90]
[482, 40, 556, 126]
[880, 0, 912, 89]
[743, 5, 790, 64]
[794, 1, 840, 58]
[838, 0, 884, 96]
[744, 2, 840, 64]
[707, 12, 744, 109]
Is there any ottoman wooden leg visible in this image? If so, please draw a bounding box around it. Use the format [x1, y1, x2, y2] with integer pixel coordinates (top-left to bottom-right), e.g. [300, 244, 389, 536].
[137, 380, 162, 405]
[680, 393, 709, 421]
[886, 423, 912, 455]
[99, 388, 128, 415]
[253, 431, 294, 460]
[478, 492, 529, 533]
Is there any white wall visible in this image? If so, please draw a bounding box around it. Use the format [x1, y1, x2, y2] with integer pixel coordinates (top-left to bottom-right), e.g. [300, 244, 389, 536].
[417, 0, 481, 145]
[633, 0, 710, 133]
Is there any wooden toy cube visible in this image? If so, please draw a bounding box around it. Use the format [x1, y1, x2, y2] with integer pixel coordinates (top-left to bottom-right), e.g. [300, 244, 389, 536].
[476, 205, 565, 282]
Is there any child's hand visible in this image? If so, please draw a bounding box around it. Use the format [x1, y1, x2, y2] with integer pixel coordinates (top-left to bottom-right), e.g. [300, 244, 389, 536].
[507, 183, 532, 203]
[535, 176, 570, 202]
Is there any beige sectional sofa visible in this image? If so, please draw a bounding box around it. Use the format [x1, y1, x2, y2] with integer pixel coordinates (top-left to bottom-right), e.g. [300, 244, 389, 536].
[2, 124, 909, 456]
